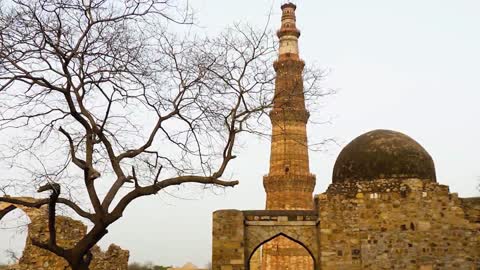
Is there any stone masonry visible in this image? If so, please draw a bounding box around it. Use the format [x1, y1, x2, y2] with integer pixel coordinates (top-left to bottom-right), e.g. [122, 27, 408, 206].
[318, 179, 480, 269]
[211, 3, 480, 269]
[0, 201, 128, 270]
[212, 178, 480, 269]
[256, 3, 316, 269]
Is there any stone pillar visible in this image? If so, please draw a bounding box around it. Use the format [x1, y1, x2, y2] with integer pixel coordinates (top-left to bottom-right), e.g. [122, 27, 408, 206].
[212, 210, 245, 270]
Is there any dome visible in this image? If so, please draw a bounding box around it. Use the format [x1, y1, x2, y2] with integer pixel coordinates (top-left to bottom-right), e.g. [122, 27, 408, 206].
[332, 129, 436, 183]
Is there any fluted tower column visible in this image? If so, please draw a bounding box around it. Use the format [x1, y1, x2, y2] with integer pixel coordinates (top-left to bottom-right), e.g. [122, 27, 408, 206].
[263, 2, 316, 210]
[254, 4, 316, 270]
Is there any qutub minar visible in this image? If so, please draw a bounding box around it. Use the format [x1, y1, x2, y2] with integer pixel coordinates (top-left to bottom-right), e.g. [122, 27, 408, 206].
[257, 2, 315, 269]
[211, 2, 480, 270]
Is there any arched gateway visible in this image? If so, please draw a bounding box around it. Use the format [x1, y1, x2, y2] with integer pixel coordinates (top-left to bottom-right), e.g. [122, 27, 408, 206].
[212, 210, 320, 270]
[0, 198, 129, 270]
[249, 234, 315, 270]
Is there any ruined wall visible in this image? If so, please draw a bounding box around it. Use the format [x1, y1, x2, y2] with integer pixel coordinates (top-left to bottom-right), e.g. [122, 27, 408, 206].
[460, 197, 480, 224]
[318, 179, 480, 270]
[1, 203, 129, 270]
[89, 244, 129, 270]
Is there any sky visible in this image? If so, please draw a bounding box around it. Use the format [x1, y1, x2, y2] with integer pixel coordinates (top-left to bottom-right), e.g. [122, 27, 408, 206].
[1, 0, 480, 267]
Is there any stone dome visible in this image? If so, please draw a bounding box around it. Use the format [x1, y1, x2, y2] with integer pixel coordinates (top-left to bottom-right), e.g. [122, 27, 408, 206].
[332, 129, 436, 183]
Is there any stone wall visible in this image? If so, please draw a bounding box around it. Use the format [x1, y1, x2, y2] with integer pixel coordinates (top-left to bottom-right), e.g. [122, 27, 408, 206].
[318, 179, 480, 270]
[0, 203, 128, 270]
[212, 180, 480, 270]
[243, 210, 318, 265]
[460, 197, 480, 224]
[212, 210, 245, 270]
[89, 245, 129, 270]
[212, 210, 319, 270]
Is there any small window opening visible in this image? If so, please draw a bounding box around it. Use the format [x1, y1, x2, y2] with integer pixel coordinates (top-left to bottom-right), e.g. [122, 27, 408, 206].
[352, 249, 361, 259]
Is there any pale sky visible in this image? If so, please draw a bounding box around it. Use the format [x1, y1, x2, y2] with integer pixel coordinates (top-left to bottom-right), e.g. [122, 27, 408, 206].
[1, 0, 480, 267]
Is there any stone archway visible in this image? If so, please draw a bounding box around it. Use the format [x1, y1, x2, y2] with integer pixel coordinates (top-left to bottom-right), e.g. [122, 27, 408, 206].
[0, 198, 129, 270]
[244, 223, 318, 262]
[0, 198, 48, 222]
[248, 233, 315, 270]
[0, 202, 38, 265]
[212, 210, 320, 270]
[1, 199, 86, 269]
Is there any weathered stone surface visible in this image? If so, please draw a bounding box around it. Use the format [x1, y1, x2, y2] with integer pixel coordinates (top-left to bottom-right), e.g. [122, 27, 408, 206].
[251, 235, 314, 270]
[263, 2, 314, 212]
[212, 210, 319, 270]
[90, 244, 129, 270]
[212, 210, 245, 270]
[460, 197, 480, 224]
[319, 179, 480, 270]
[259, 3, 316, 269]
[0, 202, 128, 270]
[244, 217, 318, 262]
[212, 3, 480, 270]
[212, 181, 480, 270]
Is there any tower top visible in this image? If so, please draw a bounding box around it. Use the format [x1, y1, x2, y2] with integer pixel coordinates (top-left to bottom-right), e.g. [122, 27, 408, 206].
[281, 2, 297, 10]
[277, 2, 301, 39]
[276, 1, 301, 61]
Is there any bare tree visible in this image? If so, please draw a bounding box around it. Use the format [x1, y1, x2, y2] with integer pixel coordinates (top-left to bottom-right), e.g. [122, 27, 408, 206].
[0, 0, 327, 269]
[5, 249, 19, 264]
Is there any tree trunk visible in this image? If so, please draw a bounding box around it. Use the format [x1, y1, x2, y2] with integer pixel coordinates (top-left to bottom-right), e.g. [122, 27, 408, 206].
[70, 262, 90, 270]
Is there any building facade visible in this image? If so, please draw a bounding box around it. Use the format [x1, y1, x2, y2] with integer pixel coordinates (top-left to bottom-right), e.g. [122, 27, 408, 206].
[212, 2, 480, 270]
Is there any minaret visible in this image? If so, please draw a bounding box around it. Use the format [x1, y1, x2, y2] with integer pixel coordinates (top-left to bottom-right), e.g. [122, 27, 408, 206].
[263, 2, 316, 210]
[253, 4, 317, 270]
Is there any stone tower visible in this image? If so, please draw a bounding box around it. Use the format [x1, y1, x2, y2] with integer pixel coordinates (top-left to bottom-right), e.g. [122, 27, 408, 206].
[256, 3, 316, 270]
[263, 2, 316, 212]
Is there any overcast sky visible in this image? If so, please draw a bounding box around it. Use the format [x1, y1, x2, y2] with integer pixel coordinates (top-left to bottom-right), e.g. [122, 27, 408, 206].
[1, 0, 480, 267]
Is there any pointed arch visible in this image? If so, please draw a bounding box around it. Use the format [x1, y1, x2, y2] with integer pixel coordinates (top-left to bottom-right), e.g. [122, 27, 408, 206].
[244, 224, 319, 270]
[247, 232, 316, 265]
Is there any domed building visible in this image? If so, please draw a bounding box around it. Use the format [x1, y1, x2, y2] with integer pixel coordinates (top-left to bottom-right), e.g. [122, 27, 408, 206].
[211, 3, 480, 270]
[213, 127, 480, 270]
[332, 129, 436, 183]
[315, 129, 480, 269]
[326, 129, 440, 197]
